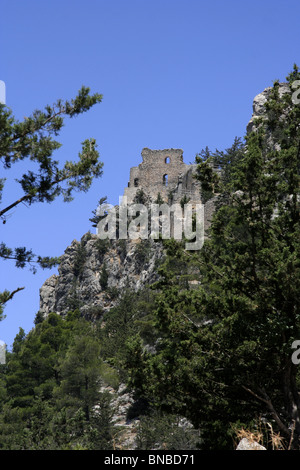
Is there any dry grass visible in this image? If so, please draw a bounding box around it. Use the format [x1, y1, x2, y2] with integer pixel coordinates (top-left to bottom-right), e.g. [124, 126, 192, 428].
[235, 427, 264, 446]
[234, 417, 290, 450]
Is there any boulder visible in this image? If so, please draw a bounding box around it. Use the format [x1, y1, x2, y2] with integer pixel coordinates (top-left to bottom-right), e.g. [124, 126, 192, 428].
[236, 438, 266, 450]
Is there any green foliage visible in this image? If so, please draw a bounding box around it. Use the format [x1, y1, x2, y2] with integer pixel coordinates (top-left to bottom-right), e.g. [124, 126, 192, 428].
[0, 312, 114, 449]
[116, 238, 127, 260]
[134, 239, 151, 268]
[180, 194, 191, 209]
[65, 281, 83, 311]
[133, 188, 147, 204]
[73, 240, 87, 277]
[89, 196, 108, 228]
[54, 335, 104, 421]
[136, 412, 200, 450]
[0, 87, 103, 315]
[194, 137, 245, 203]
[95, 238, 110, 258]
[98, 289, 157, 377]
[99, 263, 109, 290]
[155, 192, 165, 205]
[105, 286, 120, 300]
[1, 67, 300, 450]
[125, 67, 300, 449]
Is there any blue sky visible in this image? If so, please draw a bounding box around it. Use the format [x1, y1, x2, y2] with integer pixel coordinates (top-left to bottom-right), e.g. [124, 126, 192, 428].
[1, 0, 300, 349]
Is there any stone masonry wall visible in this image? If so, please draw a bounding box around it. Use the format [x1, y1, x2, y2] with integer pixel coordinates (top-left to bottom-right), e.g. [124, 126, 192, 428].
[122, 147, 214, 235]
[123, 148, 190, 203]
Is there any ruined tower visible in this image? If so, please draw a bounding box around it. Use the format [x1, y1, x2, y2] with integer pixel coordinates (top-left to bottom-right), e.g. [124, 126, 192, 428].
[123, 148, 201, 205]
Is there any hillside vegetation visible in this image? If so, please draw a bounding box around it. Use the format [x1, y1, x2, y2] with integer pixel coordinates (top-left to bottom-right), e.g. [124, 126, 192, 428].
[0, 67, 300, 450]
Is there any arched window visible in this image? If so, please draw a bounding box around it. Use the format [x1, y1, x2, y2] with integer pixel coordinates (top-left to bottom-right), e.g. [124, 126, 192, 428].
[134, 178, 139, 187]
[163, 174, 168, 186]
[165, 157, 170, 164]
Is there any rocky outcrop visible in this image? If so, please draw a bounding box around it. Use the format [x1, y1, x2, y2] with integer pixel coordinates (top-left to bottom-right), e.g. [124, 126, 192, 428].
[236, 438, 266, 450]
[246, 82, 291, 137]
[102, 383, 140, 450]
[40, 82, 293, 322]
[39, 233, 164, 319]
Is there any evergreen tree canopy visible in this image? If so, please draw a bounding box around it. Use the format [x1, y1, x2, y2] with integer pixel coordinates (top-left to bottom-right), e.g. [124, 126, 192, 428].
[1, 67, 300, 450]
[126, 66, 300, 449]
[0, 87, 103, 317]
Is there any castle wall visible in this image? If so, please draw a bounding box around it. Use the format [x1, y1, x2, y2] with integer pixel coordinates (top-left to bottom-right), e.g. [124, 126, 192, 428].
[122, 147, 216, 239]
[124, 148, 188, 203]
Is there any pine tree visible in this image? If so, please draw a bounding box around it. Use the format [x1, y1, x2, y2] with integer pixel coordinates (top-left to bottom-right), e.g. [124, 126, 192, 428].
[125, 67, 300, 449]
[0, 87, 103, 314]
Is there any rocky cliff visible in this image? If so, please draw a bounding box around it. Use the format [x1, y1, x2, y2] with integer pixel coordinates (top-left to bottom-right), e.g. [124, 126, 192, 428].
[39, 233, 165, 319]
[39, 81, 293, 321]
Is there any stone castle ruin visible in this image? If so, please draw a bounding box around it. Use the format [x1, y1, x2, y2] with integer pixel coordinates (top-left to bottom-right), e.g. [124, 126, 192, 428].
[39, 83, 287, 319]
[123, 148, 201, 205]
[121, 82, 291, 232]
[122, 147, 216, 235]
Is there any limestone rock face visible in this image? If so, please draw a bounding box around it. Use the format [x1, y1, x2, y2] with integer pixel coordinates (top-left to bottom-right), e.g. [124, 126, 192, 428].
[236, 438, 266, 450]
[246, 82, 291, 134]
[123, 147, 206, 218]
[39, 233, 164, 319]
[39, 274, 58, 317]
